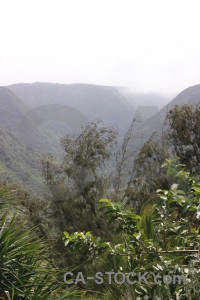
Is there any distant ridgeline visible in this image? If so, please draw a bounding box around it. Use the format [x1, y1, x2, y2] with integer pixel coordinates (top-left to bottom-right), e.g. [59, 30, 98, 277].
[0, 82, 200, 193]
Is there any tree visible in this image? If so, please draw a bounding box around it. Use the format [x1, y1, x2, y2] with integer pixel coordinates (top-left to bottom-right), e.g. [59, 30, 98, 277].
[35, 121, 118, 263]
[59, 120, 117, 234]
[0, 183, 80, 299]
[123, 132, 169, 211]
[63, 161, 200, 299]
[167, 104, 200, 174]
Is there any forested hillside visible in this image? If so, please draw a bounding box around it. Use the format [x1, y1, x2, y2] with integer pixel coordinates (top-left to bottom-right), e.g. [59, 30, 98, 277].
[1, 83, 200, 193]
[1, 0, 200, 297]
[0, 125, 43, 191]
[1, 83, 200, 299]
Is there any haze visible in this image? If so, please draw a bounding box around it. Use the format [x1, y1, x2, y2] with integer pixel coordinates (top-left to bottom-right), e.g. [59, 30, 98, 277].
[1, 0, 200, 94]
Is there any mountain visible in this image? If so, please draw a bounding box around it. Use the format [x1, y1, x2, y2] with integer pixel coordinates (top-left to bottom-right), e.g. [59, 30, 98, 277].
[2, 82, 199, 193]
[134, 106, 159, 122]
[0, 87, 43, 191]
[117, 88, 171, 110]
[0, 86, 87, 154]
[130, 84, 200, 153]
[0, 124, 43, 192]
[8, 82, 136, 133]
[0, 82, 136, 192]
[0, 86, 87, 192]
[164, 84, 200, 107]
[144, 84, 200, 131]
[13, 103, 87, 153]
[0, 87, 29, 132]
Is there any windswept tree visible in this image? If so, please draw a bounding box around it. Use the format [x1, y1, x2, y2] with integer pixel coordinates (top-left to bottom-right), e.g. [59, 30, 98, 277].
[60, 120, 117, 233]
[121, 132, 170, 211]
[167, 104, 200, 174]
[40, 121, 118, 237]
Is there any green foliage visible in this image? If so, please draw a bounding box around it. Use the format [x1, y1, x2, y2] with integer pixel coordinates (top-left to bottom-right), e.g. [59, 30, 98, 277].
[0, 126, 44, 194]
[61, 120, 117, 173]
[123, 132, 170, 211]
[39, 121, 118, 237]
[63, 161, 200, 299]
[167, 104, 200, 174]
[63, 231, 111, 264]
[0, 185, 80, 299]
[23, 121, 119, 268]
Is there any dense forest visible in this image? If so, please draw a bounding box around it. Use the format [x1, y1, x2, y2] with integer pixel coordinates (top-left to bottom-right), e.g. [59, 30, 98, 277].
[1, 82, 200, 299]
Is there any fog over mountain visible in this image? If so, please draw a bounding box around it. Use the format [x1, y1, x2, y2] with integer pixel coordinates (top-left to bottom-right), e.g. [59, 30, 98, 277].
[0, 81, 200, 192]
[129, 84, 200, 155]
[1, 2, 200, 297]
[9, 82, 136, 134]
[1, 1, 200, 95]
[117, 87, 173, 109]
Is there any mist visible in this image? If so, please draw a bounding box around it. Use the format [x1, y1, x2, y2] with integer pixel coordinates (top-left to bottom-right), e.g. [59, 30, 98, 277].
[1, 0, 200, 96]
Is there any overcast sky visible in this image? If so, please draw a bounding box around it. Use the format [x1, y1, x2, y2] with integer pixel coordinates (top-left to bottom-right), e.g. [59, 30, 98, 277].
[0, 0, 200, 94]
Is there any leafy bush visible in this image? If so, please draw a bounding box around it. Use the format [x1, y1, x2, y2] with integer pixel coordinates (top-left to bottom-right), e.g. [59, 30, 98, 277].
[0, 185, 80, 299]
[63, 161, 200, 299]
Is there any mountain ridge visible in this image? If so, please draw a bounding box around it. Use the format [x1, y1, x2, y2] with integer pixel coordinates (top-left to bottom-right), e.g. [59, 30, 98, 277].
[8, 82, 136, 133]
